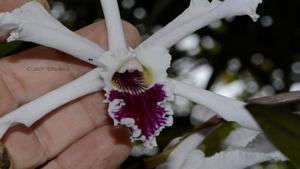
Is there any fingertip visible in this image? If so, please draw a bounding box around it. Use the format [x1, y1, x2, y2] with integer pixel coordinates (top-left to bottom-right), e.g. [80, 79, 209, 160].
[110, 126, 132, 148]
[122, 20, 141, 48]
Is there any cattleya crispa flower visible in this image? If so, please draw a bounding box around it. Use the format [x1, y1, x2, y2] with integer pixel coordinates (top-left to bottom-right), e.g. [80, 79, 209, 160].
[0, 0, 263, 147]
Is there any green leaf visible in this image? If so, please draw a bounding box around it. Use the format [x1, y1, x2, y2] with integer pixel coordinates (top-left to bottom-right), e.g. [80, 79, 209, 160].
[276, 161, 298, 169]
[198, 121, 238, 157]
[0, 41, 22, 58]
[246, 92, 300, 168]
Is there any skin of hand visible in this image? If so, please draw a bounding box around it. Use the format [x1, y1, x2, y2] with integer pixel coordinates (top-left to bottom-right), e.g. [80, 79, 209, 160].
[0, 0, 141, 169]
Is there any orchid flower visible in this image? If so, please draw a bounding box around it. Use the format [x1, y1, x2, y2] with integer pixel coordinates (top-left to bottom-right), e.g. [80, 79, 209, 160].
[0, 0, 263, 147]
[157, 127, 286, 169]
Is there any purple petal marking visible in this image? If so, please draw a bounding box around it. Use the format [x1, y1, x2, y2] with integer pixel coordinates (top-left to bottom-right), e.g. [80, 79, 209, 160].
[112, 70, 147, 94]
[108, 84, 169, 141]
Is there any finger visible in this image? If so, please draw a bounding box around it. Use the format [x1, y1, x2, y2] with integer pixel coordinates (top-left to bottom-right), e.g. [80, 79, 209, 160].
[42, 126, 131, 169]
[0, 20, 140, 116]
[0, 0, 49, 12]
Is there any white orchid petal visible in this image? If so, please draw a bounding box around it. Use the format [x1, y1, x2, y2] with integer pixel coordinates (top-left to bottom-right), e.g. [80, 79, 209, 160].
[142, 0, 220, 47]
[0, 1, 104, 66]
[182, 150, 205, 169]
[158, 132, 205, 169]
[244, 135, 279, 154]
[180, 149, 285, 169]
[0, 68, 103, 139]
[142, 0, 262, 48]
[190, 104, 216, 126]
[100, 0, 127, 53]
[101, 46, 172, 90]
[136, 46, 172, 84]
[201, 150, 285, 169]
[224, 127, 260, 149]
[171, 79, 260, 130]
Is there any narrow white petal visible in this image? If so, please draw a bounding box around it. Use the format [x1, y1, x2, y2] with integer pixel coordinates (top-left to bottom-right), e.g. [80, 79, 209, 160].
[157, 132, 205, 169]
[142, 0, 262, 48]
[142, 0, 220, 47]
[198, 150, 286, 169]
[0, 68, 103, 138]
[171, 79, 260, 130]
[190, 104, 216, 126]
[0, 1, 104, 66]
[100, 0, 127, 53]
[182, 150, 205, 169]
[224, 127, 260, 149]
[180, 148, 285, 169]
[244, 135, 279, 154]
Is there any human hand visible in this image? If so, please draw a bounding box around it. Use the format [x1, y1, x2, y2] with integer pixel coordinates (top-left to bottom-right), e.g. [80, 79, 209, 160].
[0, 0, 140, 168]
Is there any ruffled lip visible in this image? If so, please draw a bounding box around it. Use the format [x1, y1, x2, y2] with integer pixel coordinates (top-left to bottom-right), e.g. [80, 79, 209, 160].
[107, 83, 173, 147]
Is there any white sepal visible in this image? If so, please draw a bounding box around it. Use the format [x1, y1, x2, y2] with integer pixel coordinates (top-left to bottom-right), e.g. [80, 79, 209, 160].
[0, 68, 103, 139]
[190, 104, 216, 126]
[100, 0, 127, 53]
[157, 132, 205, 169]
[223, 127, 260, 149]
[171, 79, 260, 130]
[0, 1, 104, 66]
[181, 149, 285, 169]
[142, 0, 262, 48]
[159, 129, 285, 169]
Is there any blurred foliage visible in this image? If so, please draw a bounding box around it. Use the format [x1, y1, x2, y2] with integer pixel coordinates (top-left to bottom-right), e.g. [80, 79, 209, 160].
[247, 92, 300, 168]
[198, 121, 237, 157]
[0, 41, 22, 57]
